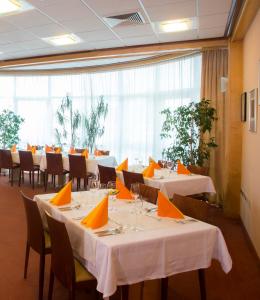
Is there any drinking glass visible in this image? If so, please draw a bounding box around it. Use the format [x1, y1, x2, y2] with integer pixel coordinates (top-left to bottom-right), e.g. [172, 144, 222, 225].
[167, 161, 174, 173]
[130, 183, 143, 231]
[89, 179, 99, 192]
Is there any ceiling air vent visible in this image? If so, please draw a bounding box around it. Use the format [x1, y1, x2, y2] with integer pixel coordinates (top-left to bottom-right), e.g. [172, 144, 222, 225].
[103, 12, 145, 28]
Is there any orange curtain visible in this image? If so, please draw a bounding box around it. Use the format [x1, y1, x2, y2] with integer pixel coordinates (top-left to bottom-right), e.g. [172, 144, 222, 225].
[200, 49, 228, 206]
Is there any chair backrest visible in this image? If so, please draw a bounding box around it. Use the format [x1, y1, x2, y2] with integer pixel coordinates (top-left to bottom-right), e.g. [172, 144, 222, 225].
[122, 170, 144, 190]
[21, 192, 46, 253]
[0, 149, 13, 169]
[172, 194, 209, 222]
[98, 165, 116, 184]
[19, 150, 34, 171]
[46, 153, 63, 175]
[69, 155, 87, 178]
[187, 165, 209, 176]
[99, 150, 110, 156]
[75, 148, 85, 154]
[139, 183, 159, 205]
[45, 212, 75, 288]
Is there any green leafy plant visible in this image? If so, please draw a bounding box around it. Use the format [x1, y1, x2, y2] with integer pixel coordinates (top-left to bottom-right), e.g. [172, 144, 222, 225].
[160, 98, 217, 166]
[83, 96, 108, 153]
[55, 94, 81, 147]
[0, 109, 24, 149]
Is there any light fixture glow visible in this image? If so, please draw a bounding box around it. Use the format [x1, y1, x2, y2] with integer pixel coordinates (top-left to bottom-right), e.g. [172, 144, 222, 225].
[0, 0, 21, 14]
[42, 34, 81, 46]
[160, 18, 195, 33]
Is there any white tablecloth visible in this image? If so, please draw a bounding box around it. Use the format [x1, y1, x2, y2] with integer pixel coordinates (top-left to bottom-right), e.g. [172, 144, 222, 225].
[38, 154, 117, 174]
[11, 151, 42, 166]
[117, 169, 216, 198]
[35, 191, 232, 298]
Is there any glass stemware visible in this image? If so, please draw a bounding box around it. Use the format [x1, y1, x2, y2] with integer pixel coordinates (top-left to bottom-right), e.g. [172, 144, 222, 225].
[130, 183, 143, 231]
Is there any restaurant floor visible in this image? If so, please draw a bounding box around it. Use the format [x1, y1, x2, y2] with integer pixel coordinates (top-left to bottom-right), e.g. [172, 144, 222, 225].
[0, 174, 260, 300]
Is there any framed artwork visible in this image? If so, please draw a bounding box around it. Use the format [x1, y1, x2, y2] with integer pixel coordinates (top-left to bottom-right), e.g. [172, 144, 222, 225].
[249, 89, 257, 132]
[241, 92, 247, 122]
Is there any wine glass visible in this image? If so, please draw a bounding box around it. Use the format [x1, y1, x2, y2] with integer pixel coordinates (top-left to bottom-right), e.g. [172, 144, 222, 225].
[166, 161, 174, 173]
[89, 179, 99, 192]
[130, 183, 143, 231]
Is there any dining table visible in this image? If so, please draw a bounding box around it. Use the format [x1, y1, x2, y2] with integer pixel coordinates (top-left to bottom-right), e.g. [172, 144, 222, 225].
[35, 190, 232, 299]
[117, 167, 216, 198]
[11, 151, 117, 175]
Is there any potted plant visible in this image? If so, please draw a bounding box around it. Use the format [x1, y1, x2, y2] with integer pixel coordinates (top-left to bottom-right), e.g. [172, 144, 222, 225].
[0, 109, 24, 149]
[160, 98, 217, 167]
[55, 94, 81, 148]
[83, 96, 108, 154]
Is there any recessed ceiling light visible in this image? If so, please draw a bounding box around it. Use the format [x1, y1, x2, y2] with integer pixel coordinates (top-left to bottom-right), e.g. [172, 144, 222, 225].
[0, 0, 33, 16]
[159, 18, 197, 33]
[42, 34, 82, 46]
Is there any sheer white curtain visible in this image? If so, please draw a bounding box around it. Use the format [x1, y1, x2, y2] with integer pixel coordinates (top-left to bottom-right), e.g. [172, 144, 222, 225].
[0, 54, 201, 163]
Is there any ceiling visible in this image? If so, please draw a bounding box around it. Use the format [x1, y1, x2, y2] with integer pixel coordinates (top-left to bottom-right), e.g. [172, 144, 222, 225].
[0, 0, 232, 62]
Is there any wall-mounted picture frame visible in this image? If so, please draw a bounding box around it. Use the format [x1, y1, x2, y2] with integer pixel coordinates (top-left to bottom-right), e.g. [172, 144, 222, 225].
[241, 92, 247, 122]
[249, 88, 257, 132]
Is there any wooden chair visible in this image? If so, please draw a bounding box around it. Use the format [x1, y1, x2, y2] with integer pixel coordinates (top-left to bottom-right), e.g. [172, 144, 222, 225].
[187, 165, 209, 176]
[21, 192, 51, 300]
[68, 155, 93, 191]
[122, 170, 144, 190]
[99, 150, 110, 156]
[139, 183, 159, 205]
[187, 165, 209, 200]
[44, 153, 68, 191]
[45, 212, 99, 300]
[159, 194, 211, 300]
[19, 150, 40, 189]
[98, 165, 116, 185]
[0, 149, 19, 186]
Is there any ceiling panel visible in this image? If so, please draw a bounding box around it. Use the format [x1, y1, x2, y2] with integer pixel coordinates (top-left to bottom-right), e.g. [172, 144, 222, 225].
[39, 0, 99, 22]
[199, 13, 229, 29]
[198, 26, 225, 39]
[5, 10, 53, 29]
[27, 23, 70, 38]
[145, 0, 196, 22]
[198, 0, 232, 16]
[84, 0, 141, 17]
[61, 17, 105, 33]
[77, 29, 117, 42]
[113, 24, 155, 38]
[158, 29, 198, 42]
[123, 35, 159, 46]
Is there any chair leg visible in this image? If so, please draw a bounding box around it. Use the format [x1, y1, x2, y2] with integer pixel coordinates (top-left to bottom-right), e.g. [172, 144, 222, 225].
[18, 169, 22, 186]
[53, 175, 56, 188]
[69, 288, 75, 300]
[198, 269, 206, 300]
[29, 171, 32, 184]
[161, 277, 168, 300]
[39, 254, 45, 300]
[22, 171, 25, 183]
[32, 171, 35, 189]
[77, 178, 80, 191]
[37, 169, 40, 183]
[121, 285, 129, 300]
[11, 168, 14, 186]
[45, 173, 48, 191]
[48, 269, 54, 300]
[24, 242, 30, 279]
[140, 282, 144, 300]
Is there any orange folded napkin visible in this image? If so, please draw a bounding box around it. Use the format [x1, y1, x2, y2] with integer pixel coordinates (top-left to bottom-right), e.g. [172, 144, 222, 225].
[177, 160, 191, 175]
[149, 157, 161, 169]
[81, 149, 89, 158]
[55, 147, 61, 154]
[81, 196, 108, 229]
[116, 178, 134, 200]
[157, 191, 184, 219]
[31, 146, 36, 154]
[10, 144, 16, 153]
[142, 162, 156, 178]
[69, 147, 76, 154]
[116, 158, 128, 171]
[45, 145, 53, 153]
[50, 181, 72, 206]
